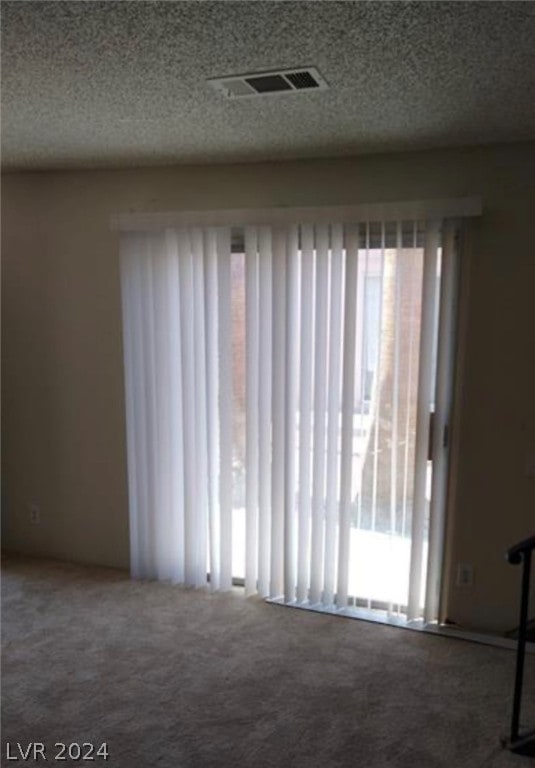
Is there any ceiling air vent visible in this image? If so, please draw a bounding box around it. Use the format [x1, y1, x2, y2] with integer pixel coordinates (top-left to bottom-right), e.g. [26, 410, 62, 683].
[208, 67, 328, 99]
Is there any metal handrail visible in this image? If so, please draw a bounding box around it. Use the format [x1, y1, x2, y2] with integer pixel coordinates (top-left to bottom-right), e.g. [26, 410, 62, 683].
[506, 534, 535, 755]
[507, 535, 535, 565]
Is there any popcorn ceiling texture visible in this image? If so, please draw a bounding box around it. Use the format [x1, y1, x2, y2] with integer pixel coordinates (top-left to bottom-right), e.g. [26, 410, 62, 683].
[2, 1, 534, 170]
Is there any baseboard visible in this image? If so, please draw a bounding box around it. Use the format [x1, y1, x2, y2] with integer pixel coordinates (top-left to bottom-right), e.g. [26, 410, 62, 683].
[267, 597, 535, 654]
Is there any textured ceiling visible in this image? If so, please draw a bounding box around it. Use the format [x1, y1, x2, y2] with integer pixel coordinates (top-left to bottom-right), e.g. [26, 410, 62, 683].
[2, 1, 535, 170]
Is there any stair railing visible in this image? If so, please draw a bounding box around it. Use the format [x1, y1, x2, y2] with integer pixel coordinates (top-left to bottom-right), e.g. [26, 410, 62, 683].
[506, 534, 535, 755]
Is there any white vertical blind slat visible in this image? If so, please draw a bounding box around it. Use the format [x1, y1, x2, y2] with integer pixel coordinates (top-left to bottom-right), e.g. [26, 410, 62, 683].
[177, 229, 199, 586]
[309, 224, 329, 605]
[271, 227, 287, 598]
[284, 225, 300, 602]
[356, 234, 369, 533]
[152, 236, 174, 580]
[401, 224, 418, 544]
[296, 224, 314, 603]
[245, 226, 259, 596]
[336, 225, 359, 608]
[323, 223, 344, 606]
[192, 228, 209, 587]
[217, 227, 233, 592]
[257, 227, 273, 597]
[204, 228, 221, 590]
[142, 243, 160, 578]
[371, 226, 386, 540]
[165, 230, 185, 584]
[388, 224, 402, 613]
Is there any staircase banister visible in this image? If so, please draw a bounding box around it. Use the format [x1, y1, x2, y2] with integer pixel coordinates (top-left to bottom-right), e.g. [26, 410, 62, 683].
[507, 535, 535, 565]
[505, 531, 535, 753]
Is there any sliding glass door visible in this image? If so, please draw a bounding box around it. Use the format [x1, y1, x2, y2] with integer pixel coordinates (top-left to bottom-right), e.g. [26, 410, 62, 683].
[224, 221, 455, 621]
[119, 210, 464, 625]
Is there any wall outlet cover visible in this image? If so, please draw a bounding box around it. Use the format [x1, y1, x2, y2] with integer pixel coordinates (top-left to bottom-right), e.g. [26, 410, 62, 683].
[456, 563, 474, 587]
[28, 504, 41, 525]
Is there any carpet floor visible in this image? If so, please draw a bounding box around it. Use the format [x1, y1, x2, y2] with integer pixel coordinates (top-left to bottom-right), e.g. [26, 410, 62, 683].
[2, 554, 534, 768]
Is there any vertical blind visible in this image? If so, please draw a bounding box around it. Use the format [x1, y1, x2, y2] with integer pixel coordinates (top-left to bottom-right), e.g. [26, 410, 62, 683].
[120, 228, 234, 590]
[119, 212, 464, 622]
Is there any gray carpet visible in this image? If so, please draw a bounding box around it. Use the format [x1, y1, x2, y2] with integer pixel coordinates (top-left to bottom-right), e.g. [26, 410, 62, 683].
[2, 554, 534, 768]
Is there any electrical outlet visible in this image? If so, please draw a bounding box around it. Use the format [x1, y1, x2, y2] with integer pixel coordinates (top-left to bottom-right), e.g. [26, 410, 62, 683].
[28, 504, 41, 525]
[456, 562, 474, 587]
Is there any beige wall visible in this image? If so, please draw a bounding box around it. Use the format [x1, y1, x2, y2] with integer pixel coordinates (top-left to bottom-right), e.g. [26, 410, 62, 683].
[2, 142, 534, 632]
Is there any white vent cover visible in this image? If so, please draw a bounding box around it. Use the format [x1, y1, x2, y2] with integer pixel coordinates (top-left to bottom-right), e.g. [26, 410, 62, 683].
[208, 67, 328, 99]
